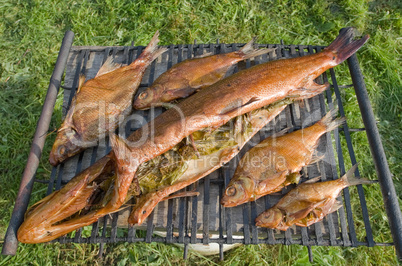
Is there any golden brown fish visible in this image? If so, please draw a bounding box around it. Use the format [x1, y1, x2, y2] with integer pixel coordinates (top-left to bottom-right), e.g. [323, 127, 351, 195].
[128, 99, 292, 225]
[255, 165, 377, 230]
[49, 31, 168, 166]
[220, 109, 345, 207]
[114, 28, 367, 212]
[17, 98, 291, 243]
[18, 28, 368, 243]
[133, 38, 275, 110]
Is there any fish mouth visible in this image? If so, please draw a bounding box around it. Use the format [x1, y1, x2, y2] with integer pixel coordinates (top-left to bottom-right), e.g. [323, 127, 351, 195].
[220, 197, 246, 208]
[255, 220, 264, 227]
[132, 100, 149, 110]
[49, 152, 60, 166]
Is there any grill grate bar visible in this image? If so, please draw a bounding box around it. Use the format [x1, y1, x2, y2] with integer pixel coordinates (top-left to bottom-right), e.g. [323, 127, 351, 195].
[319, 70, 341, 247]
[330, 68, 375, 247]
[323, 69, 352, 246]
[203, 175, 211, 245]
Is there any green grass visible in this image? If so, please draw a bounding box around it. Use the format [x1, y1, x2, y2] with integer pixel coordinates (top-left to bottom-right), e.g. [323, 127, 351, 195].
[0, 0, 401, 265]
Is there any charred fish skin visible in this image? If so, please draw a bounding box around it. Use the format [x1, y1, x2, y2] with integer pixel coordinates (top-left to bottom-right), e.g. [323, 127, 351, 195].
[133, 38, 275, 110]
[49, 31, 168, 166]
[220, 108, 346, 208]
[255, 165, 377, 230]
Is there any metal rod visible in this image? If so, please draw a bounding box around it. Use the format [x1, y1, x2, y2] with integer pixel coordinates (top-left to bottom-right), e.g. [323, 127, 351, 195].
[308, 246, 314, 263]
[2, 31, 74, 256]
[347, 54, 402, 261]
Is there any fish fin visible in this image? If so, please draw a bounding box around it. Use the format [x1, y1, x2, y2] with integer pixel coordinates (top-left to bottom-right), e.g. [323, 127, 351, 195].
[309, 153, 325, 164]
[258, 170, 288, 193]
[109, 134, 140, 205]
[325, 27, 369, 65]
[194, 52, 214, 58]
[289, 81, 330, 100]
[341, 164, 378, 187]
[237, 37, 276, 60]
[286, 200, 321, 223]
[135, 30, 168, 65]
[328, 200, 343, 214]
[95, 56, 124, 78]
[318, 107, 346, 132]
[167, 86, 197, 99]
[220, 97, 261, 116]
[110, 134, 136, 172]
[77, 74, 86, 93]
[270, 127, 291, 138]
[162, 191, 200, 201]
[303, 176, 321, 184]
[189, 69, 227, 89]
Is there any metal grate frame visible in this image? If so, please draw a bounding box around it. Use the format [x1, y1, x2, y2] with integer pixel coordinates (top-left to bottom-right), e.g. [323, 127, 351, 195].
[2, 31, 401, 262]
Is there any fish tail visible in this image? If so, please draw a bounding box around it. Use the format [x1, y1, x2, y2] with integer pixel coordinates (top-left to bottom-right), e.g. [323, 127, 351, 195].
[237, 37, 276, 60]
[325, 27, 369, 64]
[136, 30, 168, 64]
[341, 164, 378, 187]
[110, 133, 136, 171]
[318, 106, 346, 132]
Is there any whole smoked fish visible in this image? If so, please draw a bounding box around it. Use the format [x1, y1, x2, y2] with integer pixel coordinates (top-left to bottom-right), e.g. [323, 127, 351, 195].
[49, 31, 168, 166]
[19, 28, 368, 243]
[255, 165, 377, 230]
[133, 38, 275, 110]
[115, 28, 368, 210]
[17, 98, 291, 243]
[221, 109, 345, 207]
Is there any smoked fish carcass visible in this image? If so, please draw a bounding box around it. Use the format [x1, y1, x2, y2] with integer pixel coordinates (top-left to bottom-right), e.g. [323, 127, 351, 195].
[18, 28, 368, 242]
[220, 108, 345, 207]
[133, 38, 275, 110]
[49, 31, 168, 166]
[255, 165, 377, 230]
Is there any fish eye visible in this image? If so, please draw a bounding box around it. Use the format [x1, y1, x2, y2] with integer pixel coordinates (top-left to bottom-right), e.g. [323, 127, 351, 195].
[58, 146, 66, 155]
[138, 91, 148, 100]
[225, 186, 237, 196]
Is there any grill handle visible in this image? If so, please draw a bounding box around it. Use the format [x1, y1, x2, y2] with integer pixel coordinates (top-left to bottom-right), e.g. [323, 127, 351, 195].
[347, 52, 402, 261]
[1, 31, 75, 256]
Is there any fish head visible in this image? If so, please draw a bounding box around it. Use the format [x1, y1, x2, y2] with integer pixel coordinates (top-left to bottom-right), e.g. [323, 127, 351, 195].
[220, 176, 255, 207]
[255, 208, 284, 228]
[49, 127, 82, 166]
[133, 85, 163, 110]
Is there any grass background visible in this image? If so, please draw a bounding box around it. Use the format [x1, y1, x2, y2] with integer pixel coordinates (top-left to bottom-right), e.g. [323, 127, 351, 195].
[0, 0, 401, 264]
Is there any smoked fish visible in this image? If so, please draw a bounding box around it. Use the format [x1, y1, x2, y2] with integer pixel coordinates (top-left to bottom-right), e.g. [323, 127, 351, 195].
[17, 98, 291, 243]
[19, 28, 368, 242]
[114, 28, 367, 213]
[49, 31, 168, 166]
[255, 165, 376, 230]
[133, 38, 275, 110]
[220, 109, 345, 207]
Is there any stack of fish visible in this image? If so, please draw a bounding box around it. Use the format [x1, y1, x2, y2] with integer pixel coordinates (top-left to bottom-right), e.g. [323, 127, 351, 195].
[17, 28, 374, 243]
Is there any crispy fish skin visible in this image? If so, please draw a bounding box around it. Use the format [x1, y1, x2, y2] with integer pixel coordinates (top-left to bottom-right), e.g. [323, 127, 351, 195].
[49, 31, 168, 166]
[133, 38, 275, 110]
[255, 165, 377, 230]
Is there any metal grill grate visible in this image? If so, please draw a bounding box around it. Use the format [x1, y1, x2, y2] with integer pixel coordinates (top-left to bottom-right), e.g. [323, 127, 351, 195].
[3, 31, 401, 262]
